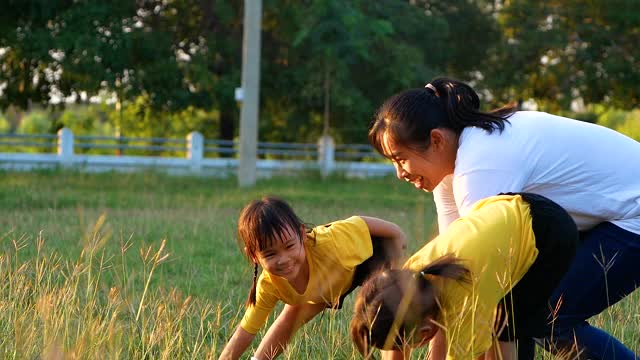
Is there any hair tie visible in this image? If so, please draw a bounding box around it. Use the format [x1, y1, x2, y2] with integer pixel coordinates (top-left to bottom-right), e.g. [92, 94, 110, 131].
[425, 83, 439, 97]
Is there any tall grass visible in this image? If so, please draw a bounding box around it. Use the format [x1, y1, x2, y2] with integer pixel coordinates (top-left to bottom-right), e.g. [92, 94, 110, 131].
[0, 169, 637, 358]
[1, 215, 220, 359]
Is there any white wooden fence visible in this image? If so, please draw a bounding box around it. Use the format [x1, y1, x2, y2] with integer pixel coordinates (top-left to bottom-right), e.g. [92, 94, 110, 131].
[0, 128, 394, 178]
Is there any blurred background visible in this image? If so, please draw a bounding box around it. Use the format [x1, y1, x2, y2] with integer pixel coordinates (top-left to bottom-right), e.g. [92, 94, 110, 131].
[1, 0, 639, 146]
[1, 2, 639, 357]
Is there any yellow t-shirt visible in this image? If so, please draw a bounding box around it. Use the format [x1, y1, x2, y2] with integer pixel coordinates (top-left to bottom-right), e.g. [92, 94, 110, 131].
[404, 194, 538, 360]
[240, 216, 372, 334]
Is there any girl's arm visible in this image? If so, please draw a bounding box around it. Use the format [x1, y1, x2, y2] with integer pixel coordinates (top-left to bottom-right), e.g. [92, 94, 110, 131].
[359, 216, 407, 267]
[480, 341, 516, 360]
[218, 326, 256, 360]
[427, 330, 447, 360]
[382, 349, 410, 360]
[253, 302, 326, 360]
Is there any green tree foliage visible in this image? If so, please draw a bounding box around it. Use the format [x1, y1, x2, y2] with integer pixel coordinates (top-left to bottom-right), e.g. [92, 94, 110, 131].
[260, 0, 498, 143]
[593, 106, 640, 141]
[0, 0, 241, 139]
[485, 0, 640, 110]
[17, 110, 51, 134]
[11, 1, 636, 144]
[617, 111, 640, 141]
[57, 104, 114, 136]
[0, 113, 9, 133]
[109, 96, 219, 139]
[1, 1, 500, 143]
[0, 0, 212, 111]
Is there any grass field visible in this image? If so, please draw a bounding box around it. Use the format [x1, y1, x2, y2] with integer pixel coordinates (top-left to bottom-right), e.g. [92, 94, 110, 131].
[1, 169, 638, 359]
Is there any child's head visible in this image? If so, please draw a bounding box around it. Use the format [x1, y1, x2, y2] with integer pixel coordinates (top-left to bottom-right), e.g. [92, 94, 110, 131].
[350, 255, 469, 356]
[238, 196, 305, 260]
[237, 196, 308, 306]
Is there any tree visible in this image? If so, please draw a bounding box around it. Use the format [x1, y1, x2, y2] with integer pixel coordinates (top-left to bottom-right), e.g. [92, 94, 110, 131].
[0, 0, 242, 140]
[260, 0, 500, 143]
[1, 0, 503, 144]
[485, 0, 640, 110]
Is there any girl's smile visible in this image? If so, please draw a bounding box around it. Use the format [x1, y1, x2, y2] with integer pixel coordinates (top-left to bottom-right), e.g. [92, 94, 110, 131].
[256, 226, 309, 290]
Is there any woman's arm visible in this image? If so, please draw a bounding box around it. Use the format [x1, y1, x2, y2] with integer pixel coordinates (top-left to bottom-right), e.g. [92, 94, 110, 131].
[253, 302, 326, 360]
[359, 216, 407, 267]
[433, 174, 460, 233]
[218, 326, 256, 360]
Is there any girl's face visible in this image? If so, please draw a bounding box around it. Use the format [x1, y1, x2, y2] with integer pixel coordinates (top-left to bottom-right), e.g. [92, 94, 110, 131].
[392, 318, 438, 351]
[255, 226, 307, 284]
[381, 129, 457, 192]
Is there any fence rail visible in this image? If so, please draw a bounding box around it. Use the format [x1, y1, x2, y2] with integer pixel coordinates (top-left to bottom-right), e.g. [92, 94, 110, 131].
[0, 129, 394, 178]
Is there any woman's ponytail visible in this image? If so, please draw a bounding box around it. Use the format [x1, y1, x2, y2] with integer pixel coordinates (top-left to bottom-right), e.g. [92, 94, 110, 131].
[429, 78, 514, 134]
[369, 77, 516, 156]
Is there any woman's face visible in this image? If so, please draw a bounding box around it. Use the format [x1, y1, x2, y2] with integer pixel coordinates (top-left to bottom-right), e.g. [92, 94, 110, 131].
[381, 129, 457, 192]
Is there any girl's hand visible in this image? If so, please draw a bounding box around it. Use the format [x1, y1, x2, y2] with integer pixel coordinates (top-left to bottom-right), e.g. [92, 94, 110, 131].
[253, 303, 326, 359]
[360, 216, 407, 268]
[219, 326, 256, 360]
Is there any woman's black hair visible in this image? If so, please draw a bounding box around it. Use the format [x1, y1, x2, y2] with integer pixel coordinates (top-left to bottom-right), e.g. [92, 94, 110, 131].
[369, 77, 517, 155]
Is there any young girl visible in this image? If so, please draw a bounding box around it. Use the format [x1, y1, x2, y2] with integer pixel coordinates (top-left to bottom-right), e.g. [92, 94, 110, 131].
[368, 77, 640, 359]
[219, 196, 407, 360]
[351, 193, 579, 360]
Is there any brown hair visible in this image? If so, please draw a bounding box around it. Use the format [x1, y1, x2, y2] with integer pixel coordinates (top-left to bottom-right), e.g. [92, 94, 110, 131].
[350, 255, 470, 357]
[237, 196, 313, 307]
[369, 77, 517, 157]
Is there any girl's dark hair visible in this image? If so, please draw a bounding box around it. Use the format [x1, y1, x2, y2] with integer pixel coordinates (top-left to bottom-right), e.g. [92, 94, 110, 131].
[350, 255, 470, 357]
[369, 77, 517, 156]
[237, 196, 313, 307]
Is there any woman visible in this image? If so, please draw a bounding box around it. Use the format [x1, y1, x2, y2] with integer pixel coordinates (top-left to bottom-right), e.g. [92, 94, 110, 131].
[351, 192, 578, 359]
[368, 77, 640, 359]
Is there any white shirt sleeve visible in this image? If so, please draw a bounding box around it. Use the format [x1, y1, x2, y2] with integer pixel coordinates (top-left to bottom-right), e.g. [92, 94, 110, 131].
[432, 174, 460, 233]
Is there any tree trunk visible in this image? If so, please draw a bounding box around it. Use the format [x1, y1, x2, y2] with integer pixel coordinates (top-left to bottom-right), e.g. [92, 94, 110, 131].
[323, 62, 331, 136]
[219, 107, 235, 157]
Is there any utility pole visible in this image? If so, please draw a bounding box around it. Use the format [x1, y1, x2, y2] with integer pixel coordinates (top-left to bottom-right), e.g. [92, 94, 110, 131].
[238, 0, 262, 187]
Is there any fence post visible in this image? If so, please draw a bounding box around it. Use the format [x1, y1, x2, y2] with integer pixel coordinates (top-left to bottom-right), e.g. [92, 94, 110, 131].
[317, 134, 335, 178]
[57, 127, 74, 168]
[187, 131, 204, 173]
